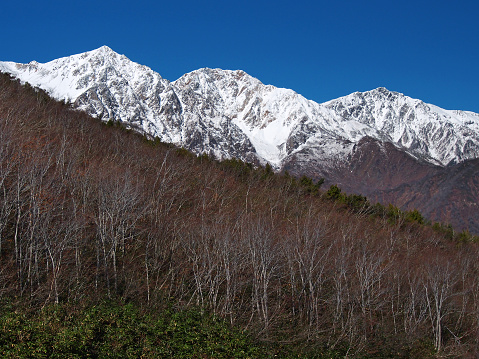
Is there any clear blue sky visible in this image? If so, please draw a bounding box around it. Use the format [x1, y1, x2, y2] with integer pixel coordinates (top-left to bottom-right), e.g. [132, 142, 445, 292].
[2, 0, 478, 112]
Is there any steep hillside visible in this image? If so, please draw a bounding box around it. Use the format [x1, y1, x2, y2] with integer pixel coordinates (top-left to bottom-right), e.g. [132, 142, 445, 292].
[1, 71, 479, 357]
[285, 136, 479, 233]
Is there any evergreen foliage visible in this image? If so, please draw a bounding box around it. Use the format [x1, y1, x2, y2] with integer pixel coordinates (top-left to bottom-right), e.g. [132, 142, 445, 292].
[220, 158, 253, 178]
[298, 175, 323, 195]
[325, 184, 343, 201]
[405, 209, 425, 225]
[261, 162, 275, 180]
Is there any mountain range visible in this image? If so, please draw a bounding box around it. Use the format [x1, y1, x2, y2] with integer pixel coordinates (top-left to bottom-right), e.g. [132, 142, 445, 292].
[1, 46, 478, 232]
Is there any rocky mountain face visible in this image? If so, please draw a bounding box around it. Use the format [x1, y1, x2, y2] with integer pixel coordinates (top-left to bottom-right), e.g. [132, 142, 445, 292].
[2, 46, 479, 232]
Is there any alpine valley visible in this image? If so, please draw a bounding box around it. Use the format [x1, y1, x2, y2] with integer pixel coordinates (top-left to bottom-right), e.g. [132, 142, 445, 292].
[1, 46, 479, 232]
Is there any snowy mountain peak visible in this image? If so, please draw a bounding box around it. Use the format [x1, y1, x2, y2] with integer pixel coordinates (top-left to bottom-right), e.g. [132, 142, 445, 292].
[95, 45, 115, 54]
[369, 86, 398, 96]
[78, 45, 123, 61]
[323, 88, 479, 165]
[174, 67, 265, 99]
[79, 46, 137, 70]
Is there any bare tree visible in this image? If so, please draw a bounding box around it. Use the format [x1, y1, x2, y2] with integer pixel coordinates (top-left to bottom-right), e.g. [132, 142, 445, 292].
[353, 235, 389, 335]
[288, 215, 331, 332]
[245, 216, 280, 333]
[0, 118, 17, 256]
[423, 256, 458, 353]
[95, 171, 143, 296]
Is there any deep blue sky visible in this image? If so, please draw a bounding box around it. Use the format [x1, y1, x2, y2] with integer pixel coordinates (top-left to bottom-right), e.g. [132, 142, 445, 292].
[2, 0, 478, 112]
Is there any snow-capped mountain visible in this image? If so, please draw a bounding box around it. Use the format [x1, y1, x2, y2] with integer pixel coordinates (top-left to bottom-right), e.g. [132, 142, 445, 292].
[2, 46, 479, 171]
[2, 46, 479, 232]
[324, 88, 479, 166]
[0, 46, 182, 140]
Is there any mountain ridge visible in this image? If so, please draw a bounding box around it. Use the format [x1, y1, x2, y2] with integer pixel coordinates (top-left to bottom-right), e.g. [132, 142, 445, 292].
[2, 46, 479, 169]
[2, 46, 479, 232]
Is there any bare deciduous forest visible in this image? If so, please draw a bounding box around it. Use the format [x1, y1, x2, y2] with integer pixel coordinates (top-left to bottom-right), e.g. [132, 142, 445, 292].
[1, 72, 479, 357]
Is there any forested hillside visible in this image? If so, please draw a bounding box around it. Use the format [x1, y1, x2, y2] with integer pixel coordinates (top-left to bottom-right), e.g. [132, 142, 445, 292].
[1, 72, 479, 357]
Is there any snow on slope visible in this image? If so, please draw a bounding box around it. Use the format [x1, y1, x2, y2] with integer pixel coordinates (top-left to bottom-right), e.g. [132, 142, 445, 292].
[0, 46, 157, 102]
[173, 68, 318, 165]
[2, 47, 479, 168]
[324, 88, 479, 165]
[0, 46, 178, 139]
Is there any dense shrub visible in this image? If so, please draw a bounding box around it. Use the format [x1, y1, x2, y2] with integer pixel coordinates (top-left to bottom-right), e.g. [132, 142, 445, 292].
[0, 301, 263, 358]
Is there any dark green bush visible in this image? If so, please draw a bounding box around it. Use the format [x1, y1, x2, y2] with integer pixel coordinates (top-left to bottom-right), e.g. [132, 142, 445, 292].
[0, 301, 264, 358]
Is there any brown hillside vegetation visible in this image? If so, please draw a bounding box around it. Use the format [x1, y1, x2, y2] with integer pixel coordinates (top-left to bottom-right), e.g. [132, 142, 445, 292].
[1, 72, 479, 357]
[286, 136, 479, 235]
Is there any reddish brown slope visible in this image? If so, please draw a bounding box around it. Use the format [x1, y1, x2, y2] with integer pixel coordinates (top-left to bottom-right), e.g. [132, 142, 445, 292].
[288, 136, 479, 233]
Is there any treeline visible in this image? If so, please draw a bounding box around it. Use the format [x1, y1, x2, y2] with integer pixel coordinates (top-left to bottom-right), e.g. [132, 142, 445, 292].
[2, 71, 479, 357]
[323, 184, 478, 243]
